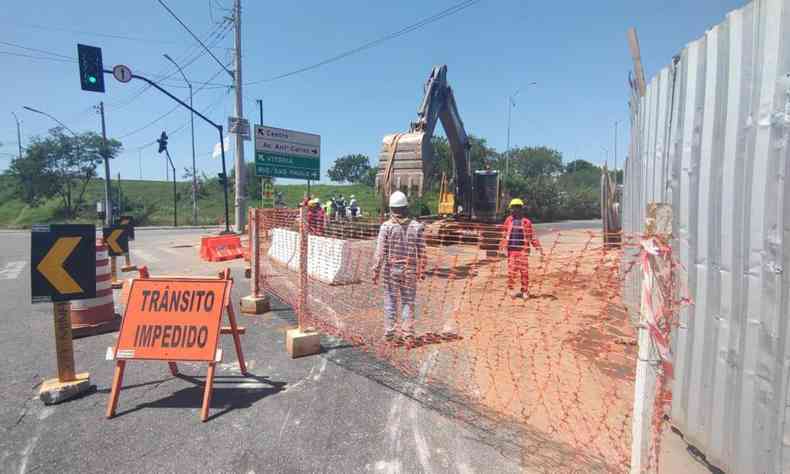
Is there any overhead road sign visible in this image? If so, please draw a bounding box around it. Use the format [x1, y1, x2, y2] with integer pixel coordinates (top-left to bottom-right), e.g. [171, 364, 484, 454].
[103, 226, 129, 256]
[228, 117, 251, 141]
[31, 224, 97, 303]
[255, 125, 321, 180]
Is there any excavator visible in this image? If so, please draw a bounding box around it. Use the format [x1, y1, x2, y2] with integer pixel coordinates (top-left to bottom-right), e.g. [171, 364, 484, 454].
[376, 64, 503, 246]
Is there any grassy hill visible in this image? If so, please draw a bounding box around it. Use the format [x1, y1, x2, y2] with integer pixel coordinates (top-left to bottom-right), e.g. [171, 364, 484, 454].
[0, 175, 434, 228]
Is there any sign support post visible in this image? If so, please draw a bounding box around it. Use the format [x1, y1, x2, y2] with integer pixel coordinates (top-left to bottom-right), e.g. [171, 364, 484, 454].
[31, 224, 97, 404]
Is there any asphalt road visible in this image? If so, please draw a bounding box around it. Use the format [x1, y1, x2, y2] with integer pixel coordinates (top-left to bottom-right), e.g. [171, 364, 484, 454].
[0, 221, 600, 474]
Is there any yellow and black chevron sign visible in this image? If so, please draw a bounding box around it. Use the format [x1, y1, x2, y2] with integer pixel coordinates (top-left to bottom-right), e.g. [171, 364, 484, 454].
[103, 225, 129, 256]
[31, 224, 97, 303]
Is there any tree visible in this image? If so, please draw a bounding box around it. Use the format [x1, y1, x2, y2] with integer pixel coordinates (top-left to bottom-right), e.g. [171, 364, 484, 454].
[427, 135, 497, 190]
[360, 167, 378, 187]
[9, 128, 122, 217]
[327, 154, 372, 183]
[499, 146, 563, 178]
[565, 159, 596, 174]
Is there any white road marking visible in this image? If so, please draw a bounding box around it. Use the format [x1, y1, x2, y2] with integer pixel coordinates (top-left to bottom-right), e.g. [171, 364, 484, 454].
[0, 261, 26, 280]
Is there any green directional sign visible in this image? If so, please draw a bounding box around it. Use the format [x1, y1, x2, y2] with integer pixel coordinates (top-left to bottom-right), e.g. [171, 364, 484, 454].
[255, 125, 320, 180]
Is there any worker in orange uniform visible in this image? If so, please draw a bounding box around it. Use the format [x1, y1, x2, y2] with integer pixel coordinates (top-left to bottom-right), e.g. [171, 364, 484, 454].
[500, 198, 542, 299]
[306, 198, 325, 236]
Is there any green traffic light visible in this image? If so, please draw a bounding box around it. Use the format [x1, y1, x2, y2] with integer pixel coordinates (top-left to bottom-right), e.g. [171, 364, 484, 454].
[88, 76, 97, 84]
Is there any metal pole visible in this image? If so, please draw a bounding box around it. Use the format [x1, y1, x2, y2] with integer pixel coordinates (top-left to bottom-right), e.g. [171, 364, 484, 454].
[166, 53, 198, 225]
[100, 102, 112, 226]
[113, 71, 230, 233]
[233, 0, 247, 233]
[12, 112, 22, 160]
[189, 86, 197, 225]
[257, 99, 263, 125]
[117, 173, 122, 215]
[219, 128, 231, 233]
[506, 97, 511, 176]
[165, 149, 177, 227]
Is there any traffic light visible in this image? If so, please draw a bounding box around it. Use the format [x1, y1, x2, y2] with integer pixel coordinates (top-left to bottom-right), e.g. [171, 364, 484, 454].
[217, 172, 227, 184]
[157, 131, 168, 154]
[77, 44, 105, 93]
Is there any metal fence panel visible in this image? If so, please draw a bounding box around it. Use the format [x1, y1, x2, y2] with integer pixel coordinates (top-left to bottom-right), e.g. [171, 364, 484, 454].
[623, 1, 790, 472]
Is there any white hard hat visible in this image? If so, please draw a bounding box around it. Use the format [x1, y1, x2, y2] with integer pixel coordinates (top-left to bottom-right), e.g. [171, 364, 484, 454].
[389, 191, 408, 208]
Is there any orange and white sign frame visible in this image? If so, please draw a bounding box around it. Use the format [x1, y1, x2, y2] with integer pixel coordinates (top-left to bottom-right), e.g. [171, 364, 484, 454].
[106, 269, 247, 422]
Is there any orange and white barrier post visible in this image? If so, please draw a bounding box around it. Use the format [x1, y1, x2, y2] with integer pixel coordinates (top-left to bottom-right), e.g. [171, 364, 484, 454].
[71, 242, 121, 337]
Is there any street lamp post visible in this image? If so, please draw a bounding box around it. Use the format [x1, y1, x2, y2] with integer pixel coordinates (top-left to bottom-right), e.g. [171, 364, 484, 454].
[164, 53, 198, 225]
[11, 112, 22, 160]
[22, 106, 91, 218]
[506, 82, 537, 176]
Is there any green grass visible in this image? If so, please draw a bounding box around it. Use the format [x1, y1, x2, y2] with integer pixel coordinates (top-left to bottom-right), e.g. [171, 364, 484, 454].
[0, 176, 433, 228]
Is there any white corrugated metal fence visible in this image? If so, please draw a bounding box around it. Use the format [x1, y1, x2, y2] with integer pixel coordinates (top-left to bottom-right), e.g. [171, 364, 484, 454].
[623, 1, 790, 472]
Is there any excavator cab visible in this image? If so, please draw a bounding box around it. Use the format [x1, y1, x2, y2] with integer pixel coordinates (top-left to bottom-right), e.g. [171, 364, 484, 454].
[376, 65, 500, 221]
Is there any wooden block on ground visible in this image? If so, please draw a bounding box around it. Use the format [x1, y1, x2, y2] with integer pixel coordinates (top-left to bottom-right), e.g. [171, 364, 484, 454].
[286, 328, 320, 358]
[240, 295, 270, 314]
[39, 372, 91, 405]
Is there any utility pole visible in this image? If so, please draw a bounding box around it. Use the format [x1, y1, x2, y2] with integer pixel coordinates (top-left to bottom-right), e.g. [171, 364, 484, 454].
[99, 102, 112, 226]
[11, 112, 22, 159]
[232, 0, 246, 233]
[117, 173, 122, 215]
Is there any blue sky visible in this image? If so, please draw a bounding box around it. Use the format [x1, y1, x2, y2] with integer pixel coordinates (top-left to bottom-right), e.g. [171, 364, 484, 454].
[0, 0, 745, 183]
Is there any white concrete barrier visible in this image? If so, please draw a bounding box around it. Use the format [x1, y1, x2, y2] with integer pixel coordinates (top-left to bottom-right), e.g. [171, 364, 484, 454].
[267, 229, 370, 285]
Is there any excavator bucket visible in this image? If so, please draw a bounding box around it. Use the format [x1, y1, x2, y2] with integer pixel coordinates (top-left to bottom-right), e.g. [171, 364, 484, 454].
[375, 131, 433, 199]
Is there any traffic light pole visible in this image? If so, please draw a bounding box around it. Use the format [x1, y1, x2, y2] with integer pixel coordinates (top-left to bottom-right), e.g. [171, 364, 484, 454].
[99, 101, 112, 226]
[164, 149, 177, 227]
[109, 70, 231, 233]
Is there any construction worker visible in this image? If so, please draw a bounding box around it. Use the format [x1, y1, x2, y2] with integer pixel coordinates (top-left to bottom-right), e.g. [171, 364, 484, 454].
[372, 191, 426, 341]
[500, 198, 542, 299]
[349, 195, 360, 219]
[306, 198, 325, 236]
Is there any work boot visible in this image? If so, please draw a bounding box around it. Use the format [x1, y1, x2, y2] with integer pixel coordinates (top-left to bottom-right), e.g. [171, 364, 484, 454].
[510, 289, 522, 299]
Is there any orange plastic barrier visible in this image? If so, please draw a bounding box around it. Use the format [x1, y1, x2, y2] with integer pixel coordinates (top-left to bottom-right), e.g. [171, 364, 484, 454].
[200, 235, 243, 262]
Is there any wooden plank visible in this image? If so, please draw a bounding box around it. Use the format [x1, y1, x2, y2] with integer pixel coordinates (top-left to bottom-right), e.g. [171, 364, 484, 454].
[628, 27, 647, 96]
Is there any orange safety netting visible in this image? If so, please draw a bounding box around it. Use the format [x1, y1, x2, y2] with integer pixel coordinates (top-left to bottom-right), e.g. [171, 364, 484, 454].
[250, 208, 640, 472]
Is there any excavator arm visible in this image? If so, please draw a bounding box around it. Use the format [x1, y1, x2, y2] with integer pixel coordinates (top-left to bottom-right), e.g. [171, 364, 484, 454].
[377, 65, 473, 216]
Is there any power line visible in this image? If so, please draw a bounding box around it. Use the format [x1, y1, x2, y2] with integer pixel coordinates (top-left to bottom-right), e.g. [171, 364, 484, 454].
[0, 42, 229, 89]
[245, 0, 481, 85]
[129, 88, 228, 152]
[157, 0, 233, 77]
[0, 40, 72, 59]
[14, 22, 229, 48]
[117, 66, 228, 141]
